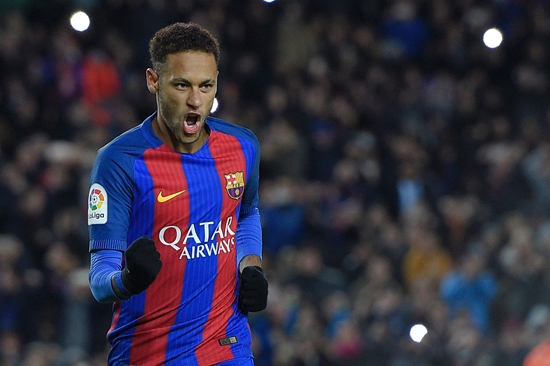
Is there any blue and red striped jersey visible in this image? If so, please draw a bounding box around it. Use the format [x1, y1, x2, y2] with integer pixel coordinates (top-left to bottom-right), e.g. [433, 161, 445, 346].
[88, 113, 262, 365]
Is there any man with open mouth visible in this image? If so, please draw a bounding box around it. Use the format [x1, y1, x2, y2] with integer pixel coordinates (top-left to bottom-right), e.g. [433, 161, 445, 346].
[87, 22, 268, 366]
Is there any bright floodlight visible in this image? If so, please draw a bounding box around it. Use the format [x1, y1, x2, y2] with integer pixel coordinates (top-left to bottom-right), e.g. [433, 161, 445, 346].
[483, 28, 503, 49]
[263, 0, 276, 3]
[70, 11, 90, 32]
[410, 324, 428, 343]
[211, 98, 219, 113]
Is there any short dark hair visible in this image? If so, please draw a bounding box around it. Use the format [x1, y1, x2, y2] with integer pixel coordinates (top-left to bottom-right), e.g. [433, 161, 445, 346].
[149, 22, 220, 73]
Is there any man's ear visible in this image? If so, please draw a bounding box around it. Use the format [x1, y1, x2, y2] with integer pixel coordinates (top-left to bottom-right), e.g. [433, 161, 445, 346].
[146, 68, 159, 94]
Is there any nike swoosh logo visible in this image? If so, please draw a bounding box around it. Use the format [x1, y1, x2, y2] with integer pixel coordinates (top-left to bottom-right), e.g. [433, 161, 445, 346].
[157, 190, 186, 202]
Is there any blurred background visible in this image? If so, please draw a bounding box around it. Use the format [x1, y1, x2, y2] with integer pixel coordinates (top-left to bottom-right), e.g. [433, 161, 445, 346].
[1, 0, 550, 365]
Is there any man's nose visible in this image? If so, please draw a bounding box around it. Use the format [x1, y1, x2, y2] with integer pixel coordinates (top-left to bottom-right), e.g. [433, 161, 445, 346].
[187, 88, 203, 108]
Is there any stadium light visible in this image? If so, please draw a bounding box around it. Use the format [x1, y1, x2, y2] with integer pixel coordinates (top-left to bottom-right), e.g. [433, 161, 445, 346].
[410, 324, 428, 343]
[211, 98, 219, 113]
[70, 11, 90, 32]
[483, 27, 503, 49]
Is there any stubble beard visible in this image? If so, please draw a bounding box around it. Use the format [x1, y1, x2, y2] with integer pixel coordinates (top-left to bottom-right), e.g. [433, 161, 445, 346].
[158, 97, 201, 146]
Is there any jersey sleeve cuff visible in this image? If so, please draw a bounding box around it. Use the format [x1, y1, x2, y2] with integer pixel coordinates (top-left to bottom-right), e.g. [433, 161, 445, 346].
[236, 208, 263, 265]
[89, 239, 128, 252]
[113, 271, 133, 298]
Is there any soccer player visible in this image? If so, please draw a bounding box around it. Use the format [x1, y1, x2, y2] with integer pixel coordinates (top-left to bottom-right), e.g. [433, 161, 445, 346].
[87, 22, 268, 366]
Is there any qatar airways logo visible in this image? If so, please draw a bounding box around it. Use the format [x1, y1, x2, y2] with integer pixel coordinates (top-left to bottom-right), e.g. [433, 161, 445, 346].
[159, 217, 236, 260]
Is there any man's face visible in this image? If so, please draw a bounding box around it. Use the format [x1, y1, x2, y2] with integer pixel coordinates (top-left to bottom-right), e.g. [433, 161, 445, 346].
[151, 51, 218, 150]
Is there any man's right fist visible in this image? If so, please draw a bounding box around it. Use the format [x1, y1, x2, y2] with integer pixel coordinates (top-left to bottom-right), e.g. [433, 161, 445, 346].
[121, 236, 162, 295]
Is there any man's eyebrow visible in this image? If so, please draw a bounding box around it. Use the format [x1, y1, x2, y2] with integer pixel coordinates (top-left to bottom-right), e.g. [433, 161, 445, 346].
[171, 77, 216, 84]
[171, 77, 191, 84]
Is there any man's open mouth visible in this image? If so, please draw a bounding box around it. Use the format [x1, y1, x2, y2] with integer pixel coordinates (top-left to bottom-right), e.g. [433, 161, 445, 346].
[186, 114, 199, 124]
[183, 113, 201, 135]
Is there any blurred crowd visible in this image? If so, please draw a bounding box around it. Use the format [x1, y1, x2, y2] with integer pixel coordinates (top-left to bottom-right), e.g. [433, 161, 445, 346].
[2, 0, 550, 365]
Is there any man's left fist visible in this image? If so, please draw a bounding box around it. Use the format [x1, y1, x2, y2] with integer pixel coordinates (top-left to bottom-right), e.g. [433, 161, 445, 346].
[238, 266, 268, 313]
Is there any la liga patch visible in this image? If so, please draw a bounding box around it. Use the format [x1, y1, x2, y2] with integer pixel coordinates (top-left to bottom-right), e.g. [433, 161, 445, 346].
[88, 183, 108, 225]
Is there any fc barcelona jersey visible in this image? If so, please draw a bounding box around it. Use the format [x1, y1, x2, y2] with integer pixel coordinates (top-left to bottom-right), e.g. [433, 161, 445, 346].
[88, 113, 262, 365]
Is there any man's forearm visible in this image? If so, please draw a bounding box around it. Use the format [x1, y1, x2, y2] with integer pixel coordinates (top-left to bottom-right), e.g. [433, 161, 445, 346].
[239, 254, 262, 273]
[89, 250, 124, 303]
[111, 273, 131, 300]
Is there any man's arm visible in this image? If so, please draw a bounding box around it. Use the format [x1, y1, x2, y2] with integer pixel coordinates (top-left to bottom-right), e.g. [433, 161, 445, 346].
[90, 237, 162, 303]
[111, 273, 131, 299]
[235, 209, 267, 313]
[235, 131, 266, 311]
[235, 208, 262, 266]
[89, 249, 124, 303]
[239, 254, 262, 273]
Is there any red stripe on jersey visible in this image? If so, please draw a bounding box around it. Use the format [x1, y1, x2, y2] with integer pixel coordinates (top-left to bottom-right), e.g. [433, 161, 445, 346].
[129, 147, 189, 365]
[108, 302, 121, 337]
[195, 132, 246, 365]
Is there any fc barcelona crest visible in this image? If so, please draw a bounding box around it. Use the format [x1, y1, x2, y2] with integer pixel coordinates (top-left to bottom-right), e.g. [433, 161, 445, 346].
[225, 172, 245, 200]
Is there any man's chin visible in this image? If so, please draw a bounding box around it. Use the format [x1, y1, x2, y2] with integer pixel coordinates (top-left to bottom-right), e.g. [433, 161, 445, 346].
[179, 129, 203, 145]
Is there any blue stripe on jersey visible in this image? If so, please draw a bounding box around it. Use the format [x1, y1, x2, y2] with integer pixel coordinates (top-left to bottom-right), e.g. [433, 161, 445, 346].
[107, 152, 156, 363]
[129, 155, 156, 243]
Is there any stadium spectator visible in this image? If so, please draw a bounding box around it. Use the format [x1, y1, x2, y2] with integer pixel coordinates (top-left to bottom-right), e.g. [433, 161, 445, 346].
[440, 250, 498, 334]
